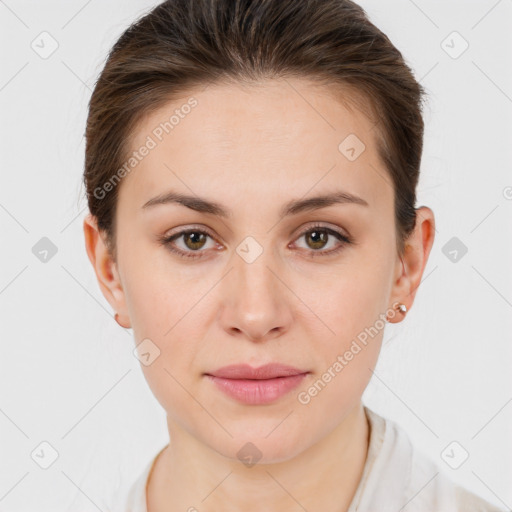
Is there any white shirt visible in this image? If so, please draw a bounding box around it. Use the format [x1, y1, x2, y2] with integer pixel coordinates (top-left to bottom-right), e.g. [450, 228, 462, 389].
[112, 406, 507, 512]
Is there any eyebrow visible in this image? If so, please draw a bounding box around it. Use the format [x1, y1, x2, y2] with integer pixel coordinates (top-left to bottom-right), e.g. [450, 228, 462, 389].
[141, 189, 369, 218]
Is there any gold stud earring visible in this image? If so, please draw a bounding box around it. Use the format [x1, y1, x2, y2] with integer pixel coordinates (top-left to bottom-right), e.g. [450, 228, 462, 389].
[396, 303, 407, 314]
[386, 302, 407, 322]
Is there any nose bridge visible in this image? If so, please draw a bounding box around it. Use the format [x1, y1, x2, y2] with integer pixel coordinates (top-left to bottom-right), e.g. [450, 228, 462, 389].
[238, 247, 277, 300]
[219, 237, 292, 340]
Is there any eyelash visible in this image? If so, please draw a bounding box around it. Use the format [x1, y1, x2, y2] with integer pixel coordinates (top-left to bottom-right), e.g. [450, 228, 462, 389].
[158, 223, 353, 260]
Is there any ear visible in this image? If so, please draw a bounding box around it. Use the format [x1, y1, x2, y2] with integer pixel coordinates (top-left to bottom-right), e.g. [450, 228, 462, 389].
[387, 206, 436, 323]
[83, 213, 131, 329]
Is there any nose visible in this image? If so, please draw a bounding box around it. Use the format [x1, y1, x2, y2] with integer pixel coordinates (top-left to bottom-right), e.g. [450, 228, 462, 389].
[218, 247, 294, 343]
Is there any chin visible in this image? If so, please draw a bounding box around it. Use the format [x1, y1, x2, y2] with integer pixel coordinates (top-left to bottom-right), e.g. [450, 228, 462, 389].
[205, 429, 307, 466]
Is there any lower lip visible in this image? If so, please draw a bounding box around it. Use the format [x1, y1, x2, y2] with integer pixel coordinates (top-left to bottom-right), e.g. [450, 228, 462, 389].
[205, 373, 309, 405]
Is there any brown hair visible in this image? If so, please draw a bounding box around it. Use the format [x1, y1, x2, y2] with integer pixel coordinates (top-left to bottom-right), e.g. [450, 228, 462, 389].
[83, 0, 427, 261]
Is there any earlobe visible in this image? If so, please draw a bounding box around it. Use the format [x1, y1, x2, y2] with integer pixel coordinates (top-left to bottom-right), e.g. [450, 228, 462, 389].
[385, 302, 408, 322]
[114, 312, 131, 329]
[83, 214, 131, 328]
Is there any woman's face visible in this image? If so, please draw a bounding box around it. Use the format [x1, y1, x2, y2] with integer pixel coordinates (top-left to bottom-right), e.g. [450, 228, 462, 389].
[89, 78, 419, 462]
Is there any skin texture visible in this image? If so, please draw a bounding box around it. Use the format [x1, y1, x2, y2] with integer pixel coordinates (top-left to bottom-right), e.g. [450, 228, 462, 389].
[84, 78, 435, 511]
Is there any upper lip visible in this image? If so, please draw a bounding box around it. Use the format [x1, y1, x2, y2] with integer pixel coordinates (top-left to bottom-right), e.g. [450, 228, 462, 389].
[205, 363, 309, 380]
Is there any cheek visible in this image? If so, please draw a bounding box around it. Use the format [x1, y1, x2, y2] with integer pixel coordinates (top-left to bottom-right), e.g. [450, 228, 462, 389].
[297, 294, 384, 431]
[125, 269, 203, 417]
[291, 325, 382, 452]
[123, 272, 170, 338]
[119, 243, 206, 366]
[298, 248, 391, 400]
[313, 293, 384, 402]
[303, 254, 390, 343]
[119, 236, 182, 335]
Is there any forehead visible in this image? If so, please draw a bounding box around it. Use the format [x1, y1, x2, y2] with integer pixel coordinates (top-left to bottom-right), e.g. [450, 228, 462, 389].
[120, 78, 389, 213]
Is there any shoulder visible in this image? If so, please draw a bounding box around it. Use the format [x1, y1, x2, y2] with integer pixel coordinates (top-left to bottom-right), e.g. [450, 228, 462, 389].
[110, 445, 166, 512]
[452, 482, 508, 512]
[408, 452, 507, 512]
[357, 407, 508, 512]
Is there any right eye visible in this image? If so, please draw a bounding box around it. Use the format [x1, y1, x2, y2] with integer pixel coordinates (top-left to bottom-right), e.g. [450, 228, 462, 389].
[159, 228, 219, 259]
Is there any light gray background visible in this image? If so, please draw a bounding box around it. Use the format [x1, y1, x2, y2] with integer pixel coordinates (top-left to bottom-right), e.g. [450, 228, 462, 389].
[1, 0, 511, 510]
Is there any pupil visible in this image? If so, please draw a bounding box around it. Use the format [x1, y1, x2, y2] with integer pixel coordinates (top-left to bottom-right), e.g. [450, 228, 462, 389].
[308, 230, 327, 249]
[186, 232, 205, 249]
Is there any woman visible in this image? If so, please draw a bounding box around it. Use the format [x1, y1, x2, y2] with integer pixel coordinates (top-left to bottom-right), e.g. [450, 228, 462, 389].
[82, 0, 506, 510]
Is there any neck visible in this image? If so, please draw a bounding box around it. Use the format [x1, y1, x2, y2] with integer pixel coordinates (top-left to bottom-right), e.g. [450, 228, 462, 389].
[147, 401, 370, 512]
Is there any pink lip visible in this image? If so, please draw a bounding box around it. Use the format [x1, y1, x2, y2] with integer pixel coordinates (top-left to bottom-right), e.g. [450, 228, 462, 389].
[204, 363, 310, 405]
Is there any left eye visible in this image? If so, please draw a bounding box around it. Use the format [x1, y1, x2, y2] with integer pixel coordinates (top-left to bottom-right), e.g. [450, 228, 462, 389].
[297, 227, 349, 250]
[292, 226, 352, 256]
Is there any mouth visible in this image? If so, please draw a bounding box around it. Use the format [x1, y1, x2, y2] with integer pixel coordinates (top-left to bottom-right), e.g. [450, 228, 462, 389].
[204, 363, 310, 405]
[205, 362, 308, 379]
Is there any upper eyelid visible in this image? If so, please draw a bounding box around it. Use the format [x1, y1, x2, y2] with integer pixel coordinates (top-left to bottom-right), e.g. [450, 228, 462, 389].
[166, 222, 345, 237]
[165, 223, 350, 246]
